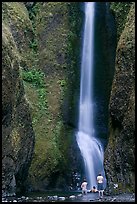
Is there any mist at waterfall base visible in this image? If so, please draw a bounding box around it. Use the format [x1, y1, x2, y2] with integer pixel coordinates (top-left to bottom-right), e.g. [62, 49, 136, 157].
[76, 2, 107, 190]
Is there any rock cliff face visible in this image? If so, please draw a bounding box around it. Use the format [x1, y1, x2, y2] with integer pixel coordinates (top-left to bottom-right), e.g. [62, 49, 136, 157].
[2, 2, 35, 195]
[104, 3, 135, 194]
[93, 3, 116, 141]
[23, 2, 83, 190]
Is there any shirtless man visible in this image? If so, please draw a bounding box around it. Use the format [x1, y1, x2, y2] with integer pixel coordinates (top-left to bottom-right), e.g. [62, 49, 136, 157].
[81, 179, 88, 195]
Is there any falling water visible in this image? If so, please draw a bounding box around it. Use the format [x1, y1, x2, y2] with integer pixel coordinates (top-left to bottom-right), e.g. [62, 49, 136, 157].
[76, 2, 106, 189]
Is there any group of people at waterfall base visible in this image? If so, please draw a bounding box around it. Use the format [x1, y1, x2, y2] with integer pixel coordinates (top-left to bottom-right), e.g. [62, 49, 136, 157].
[81, 173, 104, 199]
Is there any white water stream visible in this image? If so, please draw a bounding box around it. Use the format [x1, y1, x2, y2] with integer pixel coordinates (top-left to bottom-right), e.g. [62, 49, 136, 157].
[76, 2, 106, 189]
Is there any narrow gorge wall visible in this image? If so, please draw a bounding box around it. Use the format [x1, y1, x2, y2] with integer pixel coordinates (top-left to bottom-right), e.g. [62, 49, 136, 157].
[19, 2, 83, 190]
[25, 2, 81, 190]
[104, 2, 135, 194]
[93, 3, 116, 142]
[2, 2, 35, 195]
[2, 2, 83, 192]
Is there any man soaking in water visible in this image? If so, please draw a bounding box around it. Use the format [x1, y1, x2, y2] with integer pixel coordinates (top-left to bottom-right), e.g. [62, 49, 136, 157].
[90, 186, 98, 193]
[81, 178, 88, 195]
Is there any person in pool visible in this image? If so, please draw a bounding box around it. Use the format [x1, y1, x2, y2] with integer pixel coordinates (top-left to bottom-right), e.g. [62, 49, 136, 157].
[90, 186, 98, 193]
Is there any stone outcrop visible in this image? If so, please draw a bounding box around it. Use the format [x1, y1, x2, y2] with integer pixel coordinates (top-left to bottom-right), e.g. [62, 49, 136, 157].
[2, 2, 35, 195]
[2, 2, 82, 192]
[2, 2, 35, 70]
[93, 3, 117, 141]
[104, 3, 135, 194]
[25, 2, 83, 191]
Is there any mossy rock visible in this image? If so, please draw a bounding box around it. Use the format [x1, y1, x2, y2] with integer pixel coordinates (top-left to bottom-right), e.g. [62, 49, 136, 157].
[2, 2, 35, 69]
[110, 2, 132, 42]
[25, 2, 83, 190]
[104, 3, 135, 194]
[2, 20, 35, 194]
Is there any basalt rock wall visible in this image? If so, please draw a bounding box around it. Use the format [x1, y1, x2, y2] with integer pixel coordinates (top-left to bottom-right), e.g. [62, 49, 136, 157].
[104, 2, 135, 194]
[2, 2, 35, 195]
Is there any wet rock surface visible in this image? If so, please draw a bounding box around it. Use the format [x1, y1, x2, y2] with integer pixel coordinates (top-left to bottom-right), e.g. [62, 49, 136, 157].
[2, 192, 135, 202]
[92, 193, 135, 202]
[2, 2, 35, 195]
[104, 3, 135, 194]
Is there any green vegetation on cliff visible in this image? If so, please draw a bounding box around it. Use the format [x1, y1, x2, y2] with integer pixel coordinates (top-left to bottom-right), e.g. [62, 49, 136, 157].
[104, 2, 135, 194]
[2, 2, 83, 190]
[110, 2, 132, 42]
[2, 3, 35, 194]
[21, 2, 83, 190]
[2, 2, 34, 69]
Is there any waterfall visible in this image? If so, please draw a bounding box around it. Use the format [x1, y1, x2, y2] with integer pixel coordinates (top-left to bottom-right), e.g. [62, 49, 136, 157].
[76, 2, 106, 190]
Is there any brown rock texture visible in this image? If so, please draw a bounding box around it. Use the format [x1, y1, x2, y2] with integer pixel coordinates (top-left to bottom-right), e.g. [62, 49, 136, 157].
[104, 3, 135, 194]
[2, 3, 35, 195]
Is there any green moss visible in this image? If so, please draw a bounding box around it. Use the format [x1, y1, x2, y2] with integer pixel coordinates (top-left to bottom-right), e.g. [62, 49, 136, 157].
[2, 2, 30, 24]
[110, 2, 132, 42]
[14, 2, 83, 188]
[22, 78, 48, 121]
[21, 69, 45, 88]
[2, 2, 36, 70]
[28, 121, 73, 188]
[11, 128, 21, 157]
